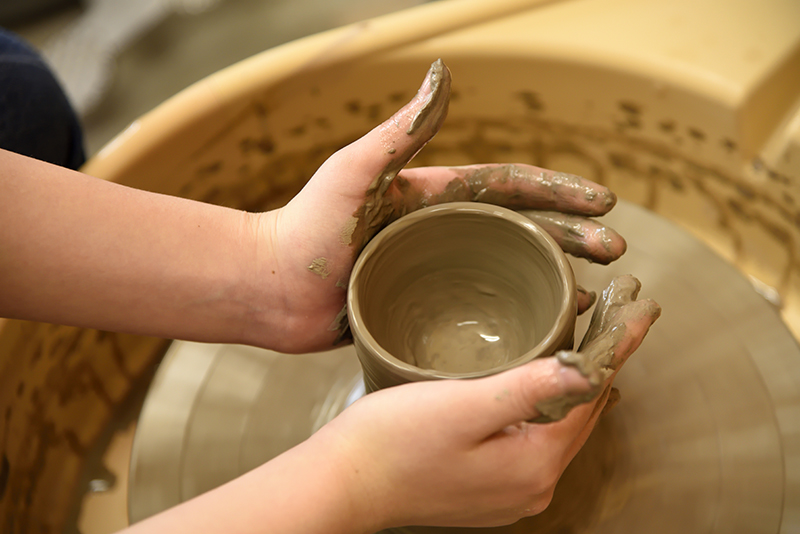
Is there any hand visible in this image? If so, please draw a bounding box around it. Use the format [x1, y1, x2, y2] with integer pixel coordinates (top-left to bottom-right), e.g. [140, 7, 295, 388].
[258, 59, 626, 353]
[311, 274, 660, 531]
[118, 276, 659, 534]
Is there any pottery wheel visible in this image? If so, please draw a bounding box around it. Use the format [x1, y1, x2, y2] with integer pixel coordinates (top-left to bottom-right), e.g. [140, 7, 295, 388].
[129, 200, 800, 533]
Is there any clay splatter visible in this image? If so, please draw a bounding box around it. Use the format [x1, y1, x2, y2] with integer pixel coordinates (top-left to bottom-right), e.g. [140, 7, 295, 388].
[339, 216, 358, 246]
[308, 257, 332, 279]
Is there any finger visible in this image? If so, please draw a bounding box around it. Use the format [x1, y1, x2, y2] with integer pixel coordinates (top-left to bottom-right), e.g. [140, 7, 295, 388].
[579, 274, 642, 350]
[529, 351, 602, 424]
[558, 288, 659, 463]
[395, 164, 616, 216]
[582, 298, 661, 379]
[521, 211, 627, 265]
[461, 353, 602, 439]
[314, 59, 451, 252]
[576, 286, 596, 315]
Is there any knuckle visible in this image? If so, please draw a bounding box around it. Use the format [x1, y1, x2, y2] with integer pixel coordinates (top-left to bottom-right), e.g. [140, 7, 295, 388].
[528, 489, 556, 516]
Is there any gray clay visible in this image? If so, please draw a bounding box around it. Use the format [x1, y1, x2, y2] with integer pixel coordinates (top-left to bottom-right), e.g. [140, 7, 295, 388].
[348, 202, 577, 392]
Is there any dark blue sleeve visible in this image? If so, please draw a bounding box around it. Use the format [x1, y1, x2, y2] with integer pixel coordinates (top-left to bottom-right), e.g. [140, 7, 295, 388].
[0, 27, 86, 170]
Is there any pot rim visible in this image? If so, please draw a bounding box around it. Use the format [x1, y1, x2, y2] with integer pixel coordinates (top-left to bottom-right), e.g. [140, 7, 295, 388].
[347, 201, 577, 381]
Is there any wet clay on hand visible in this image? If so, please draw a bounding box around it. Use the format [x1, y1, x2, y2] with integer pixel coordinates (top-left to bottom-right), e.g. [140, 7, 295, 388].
[530, 350, 603, 423]
[389, 164, 627, 265]
[522, 210, 626, 265]
[532, 274, 661, 423]
[340, 59, 626, 266]
[346, 59, 452, 255]
[348, 202, 576, 392]
[326, 59, 451, 344]
[332, 60, 626, 344]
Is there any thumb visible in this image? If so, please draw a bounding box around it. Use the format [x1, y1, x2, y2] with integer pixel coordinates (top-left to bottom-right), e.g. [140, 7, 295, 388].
[312, 59, 451, 250]
[338, 58, 450, 192]
[461, 354, 602, 438]
[343, 58, 450, 182]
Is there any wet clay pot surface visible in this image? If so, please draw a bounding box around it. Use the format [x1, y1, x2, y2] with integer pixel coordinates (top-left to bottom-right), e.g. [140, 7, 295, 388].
[348, 202, 576, 392]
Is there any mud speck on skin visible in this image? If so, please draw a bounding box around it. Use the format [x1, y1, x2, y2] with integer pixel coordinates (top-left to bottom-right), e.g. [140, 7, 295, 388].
[308, 257, 332, 279]
[340, 216, 359, 245]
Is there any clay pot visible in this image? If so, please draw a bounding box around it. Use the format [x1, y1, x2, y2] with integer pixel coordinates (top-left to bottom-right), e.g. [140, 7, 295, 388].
[348, 202, 577, 393]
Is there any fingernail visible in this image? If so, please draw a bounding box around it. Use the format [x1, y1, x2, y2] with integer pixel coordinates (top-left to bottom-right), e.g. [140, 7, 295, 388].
[559, 366, 593, 394]
[578, 286, 596, 309]
[416, 58, 441, 97]
[649, 299, 663, 320]
[603, 189, 617, 208]
[530, 376, 600, 424]
[555, 350, 602, 387]
[527, 354, 603, 424]
[407, 58, 450, 135]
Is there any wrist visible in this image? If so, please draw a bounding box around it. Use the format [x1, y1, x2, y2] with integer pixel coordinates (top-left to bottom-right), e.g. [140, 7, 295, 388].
[316, 427, 394, 534]
[235, 209, 290, 349]
[244, 431, 388, 534]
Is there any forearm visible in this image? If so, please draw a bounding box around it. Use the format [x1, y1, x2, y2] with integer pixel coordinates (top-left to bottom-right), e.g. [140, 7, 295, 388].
[0, 149, 281, 346]
[123, 437, 380, 534]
